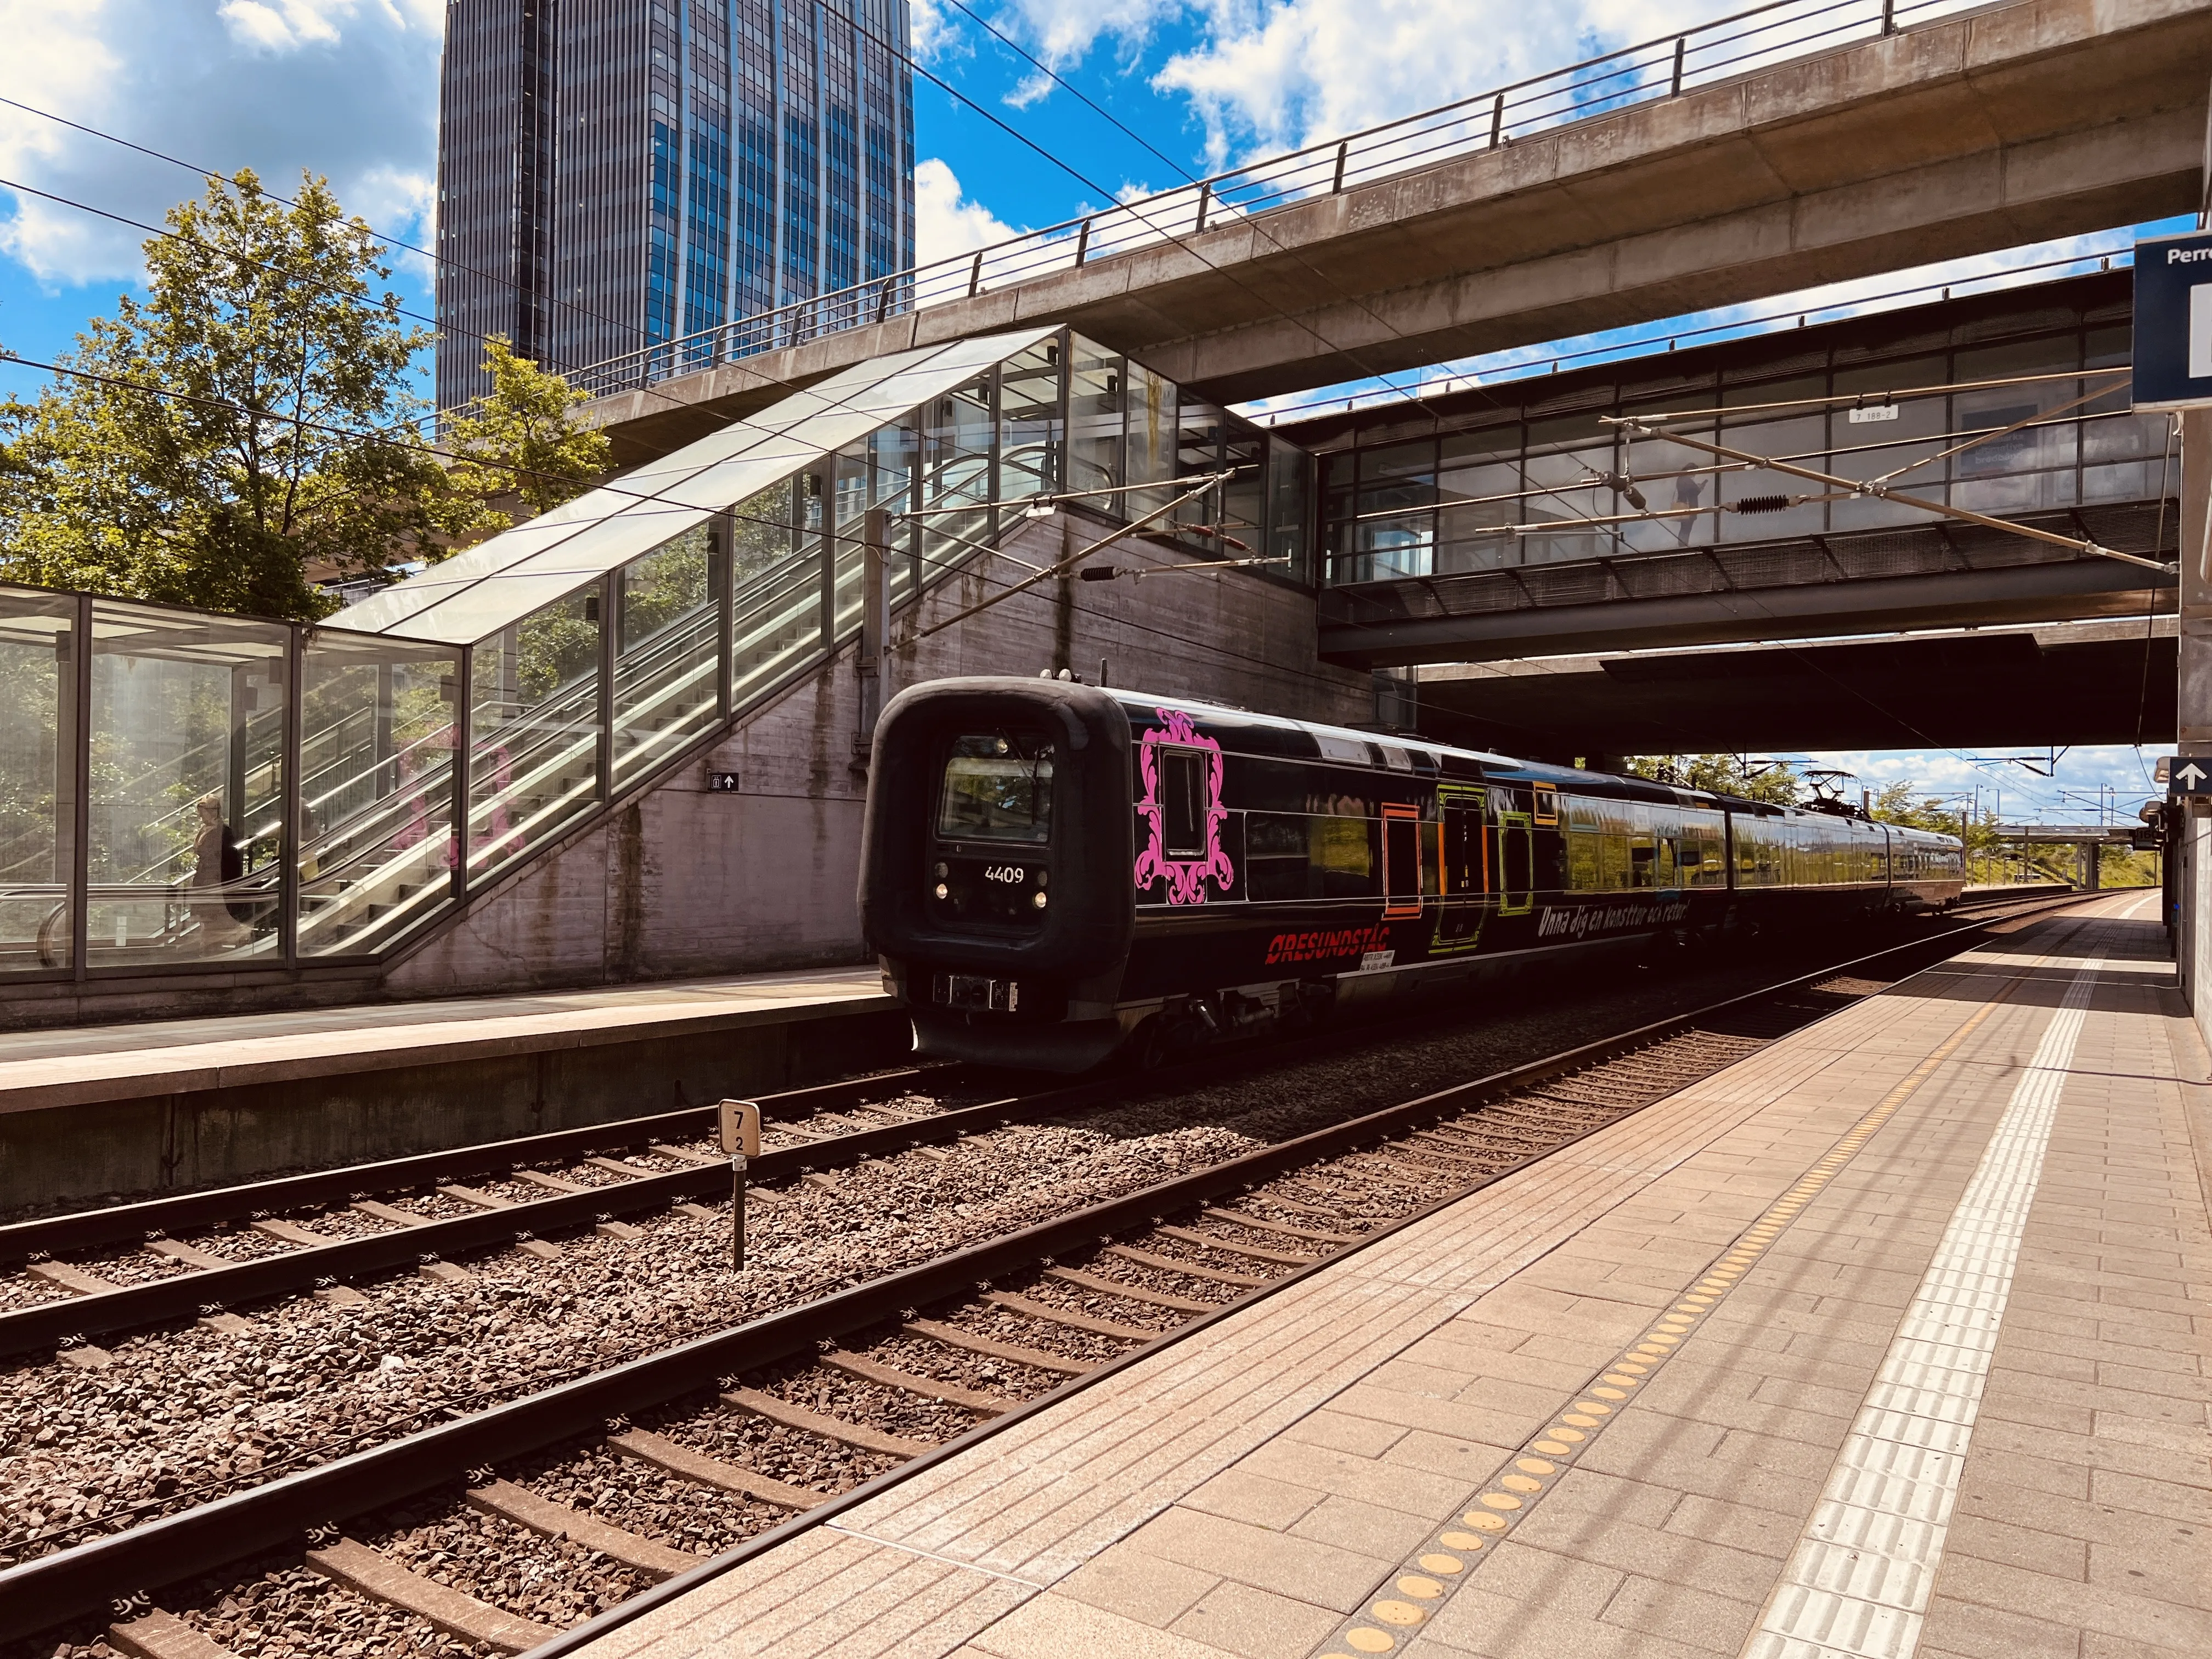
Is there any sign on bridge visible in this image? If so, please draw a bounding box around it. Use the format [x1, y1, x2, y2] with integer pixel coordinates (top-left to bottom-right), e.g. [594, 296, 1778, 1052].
[2135, 232, 2212, 410]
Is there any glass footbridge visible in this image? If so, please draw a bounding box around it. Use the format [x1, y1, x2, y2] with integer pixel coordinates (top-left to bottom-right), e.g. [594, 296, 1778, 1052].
[0, 328, 1314, 982]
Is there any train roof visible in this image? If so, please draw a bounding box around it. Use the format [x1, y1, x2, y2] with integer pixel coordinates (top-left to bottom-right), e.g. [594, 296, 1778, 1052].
[1105, 689, 1960, 845]
[893, 678, 1959, 848]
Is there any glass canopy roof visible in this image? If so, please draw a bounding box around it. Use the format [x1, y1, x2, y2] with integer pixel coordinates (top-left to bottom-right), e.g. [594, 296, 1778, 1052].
[335, 326, 1060, 644]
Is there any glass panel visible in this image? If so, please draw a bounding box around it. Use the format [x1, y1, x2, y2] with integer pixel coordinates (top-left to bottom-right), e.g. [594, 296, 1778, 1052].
[1616, 414, 1717, 554]
[1437, 441, 1522, 573]
[1829, 358, 1948, 531]
[1949, 337, 2084, 516]
[1718, 378, 1826, 541]
[1265, 441, 1312, 585]
[86, 601, 289, 968]
[871, 420, 924, 603]
[998, 339, 1063, 503]
[1066, 336, 1123, 499]
[0, 591, 77, 973]
[1176, 391, 1226, 545]
[296, 631, 461, 957]
[1521, 439, 1612, 565]
[1221, 419, 1265, 564]
[921, 375, 995, 579]
[613, 524, 720, 791]
[1124, 363, 1177, 523]
[469, 590, 601, 886]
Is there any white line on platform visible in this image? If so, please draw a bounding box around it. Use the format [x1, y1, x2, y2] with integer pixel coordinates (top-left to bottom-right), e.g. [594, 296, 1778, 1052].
[1742, 953, 2103, 1659]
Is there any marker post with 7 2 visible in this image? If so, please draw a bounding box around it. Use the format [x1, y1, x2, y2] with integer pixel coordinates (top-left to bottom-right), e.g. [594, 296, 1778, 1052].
[718, 1099, 763, 1269]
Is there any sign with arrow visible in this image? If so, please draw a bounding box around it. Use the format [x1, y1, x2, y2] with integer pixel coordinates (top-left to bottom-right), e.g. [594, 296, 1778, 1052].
[2167, 758, 2212, 796]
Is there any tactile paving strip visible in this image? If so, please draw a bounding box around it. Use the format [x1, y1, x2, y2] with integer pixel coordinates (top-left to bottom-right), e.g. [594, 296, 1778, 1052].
[1743, 955, 2104, 1659]
[1306, 963, 2036, 1658]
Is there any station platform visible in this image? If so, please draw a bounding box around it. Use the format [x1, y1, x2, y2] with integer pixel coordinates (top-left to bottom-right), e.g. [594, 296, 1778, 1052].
[574, 889, 2209, 1659]
[0, 964, 901, 1215]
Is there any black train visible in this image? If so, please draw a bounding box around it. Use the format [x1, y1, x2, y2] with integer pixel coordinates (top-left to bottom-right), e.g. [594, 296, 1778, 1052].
[859, 677, 1964, 1071]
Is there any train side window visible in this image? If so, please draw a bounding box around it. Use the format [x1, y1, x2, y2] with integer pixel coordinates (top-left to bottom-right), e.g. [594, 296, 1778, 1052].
[1500, 818, 1534, 911]
[1161, 748, 1206, 857]
[1245, 812, 1312, 901]
[1382, 806, 1420, 916]
[1310, 815, 1375, 897]
[1442, 799, 1483, 894]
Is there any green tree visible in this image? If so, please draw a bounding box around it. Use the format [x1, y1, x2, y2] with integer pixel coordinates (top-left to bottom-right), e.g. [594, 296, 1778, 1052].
[1623, 754, 1801, 804]
[441, 336, 611, 531]
[0, 169, 447, 620]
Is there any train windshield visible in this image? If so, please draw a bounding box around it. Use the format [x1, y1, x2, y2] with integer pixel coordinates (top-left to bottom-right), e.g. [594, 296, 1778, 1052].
[938, 733, 1056, 843]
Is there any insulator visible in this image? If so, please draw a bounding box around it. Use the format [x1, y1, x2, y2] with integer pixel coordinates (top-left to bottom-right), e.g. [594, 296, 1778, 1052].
[1729, 494, 1791, 515]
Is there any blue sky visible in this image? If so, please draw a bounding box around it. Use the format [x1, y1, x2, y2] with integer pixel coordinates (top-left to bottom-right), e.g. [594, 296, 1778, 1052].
[0, 0, 2179, 825]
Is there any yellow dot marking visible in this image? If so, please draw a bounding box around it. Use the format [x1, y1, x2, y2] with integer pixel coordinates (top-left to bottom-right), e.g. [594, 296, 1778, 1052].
[1374, 1600, 1426, 1626]
[1516, 1457, 1557, 1475]
[1615, 1361, 1649, 1375]
[1678, 1300, 1710, 1310]
[1479, 1492, 1523, 1510]
[1460, 1511, 1508, 1531]
[1347, 1631, 1394, 1654]
[1561, 1413, 1599, 1427]
[1397, 1576, 1444, 1599]
[1500, 1474, 1543, 1493]
[1643, 1333, 1680, 1346]
[1601, 1374, 1638, 1388]
[1592, 1386, 1627, 1401]
[1532, 1440, 1571, 1455]
[1439, 1533, 1486, 1551]
[1547, 1426, 1586, 1443]
[1573, 1401, 1612, 1414]
[1421, 1553, 1465, 1574]
[1632, 1349, 1667, 1363]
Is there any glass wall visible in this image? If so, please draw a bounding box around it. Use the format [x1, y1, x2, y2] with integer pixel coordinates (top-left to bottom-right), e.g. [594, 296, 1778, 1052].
[298, 632, 462, 957]
[469, 590, 601, 887]
[0, 326, 1322, 980]
[1320, 321, 2171, 585]
[0, 592, 75, 972]
[86, 602, 289, 968]
[613, 524, 720, 791]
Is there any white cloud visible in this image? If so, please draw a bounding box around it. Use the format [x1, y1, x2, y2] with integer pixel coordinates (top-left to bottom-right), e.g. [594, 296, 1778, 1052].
[0, 0, 442, 288]
[915, 157, 1024, 263]
[1150, 0, 1704, 163]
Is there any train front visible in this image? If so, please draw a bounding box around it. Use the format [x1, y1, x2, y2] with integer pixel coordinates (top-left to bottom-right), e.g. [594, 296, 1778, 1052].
[859, 678, 1137, 1070]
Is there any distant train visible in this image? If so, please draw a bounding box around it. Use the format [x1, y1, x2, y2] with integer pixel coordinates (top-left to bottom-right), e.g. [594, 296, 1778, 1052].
[859, 678, 1965, 1071]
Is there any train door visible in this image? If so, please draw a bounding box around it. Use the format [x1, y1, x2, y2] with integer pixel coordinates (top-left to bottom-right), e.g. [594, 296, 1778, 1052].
[1433, 787, 1485, 950]
[1497, 804, 1534, 917]
[1381, 804, 1422, 919]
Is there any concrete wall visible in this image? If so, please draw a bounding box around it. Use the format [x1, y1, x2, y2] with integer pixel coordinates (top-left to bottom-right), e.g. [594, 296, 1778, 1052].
[377, 512, 1368, 997]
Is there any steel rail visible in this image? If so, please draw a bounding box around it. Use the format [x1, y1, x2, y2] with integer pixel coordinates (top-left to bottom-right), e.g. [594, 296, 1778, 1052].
[0, 1066, 955, 1268]
[0, 889, 2074, 1357]
[0, 890, 2107, 1633]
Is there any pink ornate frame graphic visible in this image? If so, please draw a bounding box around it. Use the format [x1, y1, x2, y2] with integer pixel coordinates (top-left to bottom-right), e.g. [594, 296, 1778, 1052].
[1133, 709, 1235, 904]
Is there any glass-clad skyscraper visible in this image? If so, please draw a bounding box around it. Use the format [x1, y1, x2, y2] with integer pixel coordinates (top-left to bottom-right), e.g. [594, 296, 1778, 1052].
[436, 0, 916, 410]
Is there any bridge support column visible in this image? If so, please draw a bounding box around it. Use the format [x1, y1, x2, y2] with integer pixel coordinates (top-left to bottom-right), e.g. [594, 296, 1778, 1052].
[2177, 411, 2212, 1034]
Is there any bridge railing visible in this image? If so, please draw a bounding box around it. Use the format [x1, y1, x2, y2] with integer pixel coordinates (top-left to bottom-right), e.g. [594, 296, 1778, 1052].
[557, 0, 1967, 403]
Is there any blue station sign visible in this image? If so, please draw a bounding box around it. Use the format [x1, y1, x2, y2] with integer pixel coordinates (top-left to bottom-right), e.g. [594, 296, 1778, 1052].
[2135, 231, 2212, 410]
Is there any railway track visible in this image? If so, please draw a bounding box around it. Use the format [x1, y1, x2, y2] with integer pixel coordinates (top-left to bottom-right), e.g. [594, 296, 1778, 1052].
[0, 891, 2109, 1656]
[0, 886, 2073, 1367]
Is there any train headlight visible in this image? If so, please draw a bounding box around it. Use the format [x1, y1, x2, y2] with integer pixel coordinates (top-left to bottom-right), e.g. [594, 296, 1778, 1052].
[1033, 890, 1048, 910]
[934, 883, 949, 900]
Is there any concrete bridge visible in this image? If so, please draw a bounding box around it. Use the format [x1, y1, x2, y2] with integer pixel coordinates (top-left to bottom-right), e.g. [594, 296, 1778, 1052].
[585, 0, 2212, 464]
